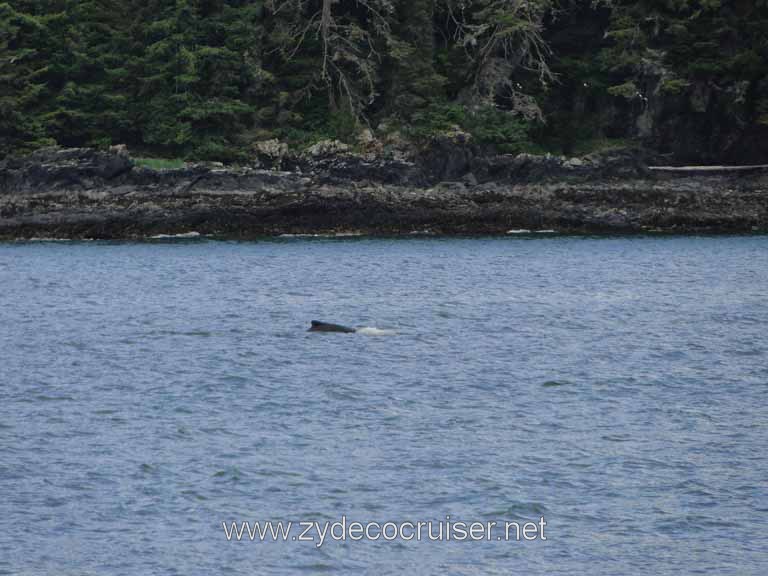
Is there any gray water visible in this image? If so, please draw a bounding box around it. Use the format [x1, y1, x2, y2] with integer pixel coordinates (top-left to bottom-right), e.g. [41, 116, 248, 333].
[1, 235, 767, 575]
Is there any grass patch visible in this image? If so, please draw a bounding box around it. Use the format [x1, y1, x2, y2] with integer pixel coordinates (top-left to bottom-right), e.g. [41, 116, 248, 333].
[133, 157, 186, 170]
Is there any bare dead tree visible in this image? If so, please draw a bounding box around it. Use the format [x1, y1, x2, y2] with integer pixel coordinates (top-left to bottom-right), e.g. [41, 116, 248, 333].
[441, 0, 554, 118]
[268, 0, 394, 120]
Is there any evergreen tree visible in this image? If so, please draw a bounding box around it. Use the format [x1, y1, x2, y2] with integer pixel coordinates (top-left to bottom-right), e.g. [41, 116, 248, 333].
[135, 0, 264, 160]
[386, 0, 446, 118]
[598, 0, 768, 157]
[0, 2, 57, 154]
[1, 0, 766, 160]
[43, 0, 137, 147]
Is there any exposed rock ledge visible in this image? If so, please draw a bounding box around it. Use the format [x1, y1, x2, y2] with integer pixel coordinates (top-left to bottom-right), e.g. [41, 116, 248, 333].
[1, 146, 766, 239]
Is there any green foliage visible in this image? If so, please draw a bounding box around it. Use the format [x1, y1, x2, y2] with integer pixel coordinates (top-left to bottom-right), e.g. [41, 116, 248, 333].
[132, 0, 264, 161]
[1, 0, 767, 160]
[463, 108, 534, 154]
[273, 105, 360, 148]
[607, 81, 641, 100]
[660, 78, 690, 95]
[325, 110, 360, 143]
[408, 103, 466, 138]
[408, 102, 535, 153]
[386, 0, 447, 118]
[0, 2, 56, 154]
[133, 157, 186, 170]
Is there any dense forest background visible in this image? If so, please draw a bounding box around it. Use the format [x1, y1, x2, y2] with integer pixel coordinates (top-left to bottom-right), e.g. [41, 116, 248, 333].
[2, 0, 768, 163]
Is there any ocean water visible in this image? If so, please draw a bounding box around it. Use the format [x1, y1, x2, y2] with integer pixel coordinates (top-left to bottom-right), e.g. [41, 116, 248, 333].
[1, 235, 766, 575]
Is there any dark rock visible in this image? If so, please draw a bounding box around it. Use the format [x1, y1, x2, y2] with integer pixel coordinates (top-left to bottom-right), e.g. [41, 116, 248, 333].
[629, 72, 768, 164]
[2, 147, 133, 193]
[417, 133, 477, 183]
[310, 155, 424, 186]
[461, 172, 478, 186]
[471, 147, 649, 184]
[1, 146, 766, 239]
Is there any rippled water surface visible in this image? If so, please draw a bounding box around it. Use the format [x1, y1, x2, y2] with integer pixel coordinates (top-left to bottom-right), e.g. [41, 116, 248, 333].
[1, 236, 767, 575]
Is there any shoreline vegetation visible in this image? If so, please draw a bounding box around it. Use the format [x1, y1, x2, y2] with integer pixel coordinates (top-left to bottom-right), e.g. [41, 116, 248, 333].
[3, 1, 767, 239]
[1, 144, 766, 240]
[2, 1, 768, 166]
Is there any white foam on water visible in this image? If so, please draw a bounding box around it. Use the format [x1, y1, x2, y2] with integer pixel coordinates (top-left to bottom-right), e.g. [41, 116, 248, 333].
[355, 327, 397, 336]
[26, 237, 74, 242]
[279, 232, 364, 238]
[25, 237, 98, 242]
[149, 231, 202, 239]
[506, 229, 531, 234]
[535, 229, 558, 233]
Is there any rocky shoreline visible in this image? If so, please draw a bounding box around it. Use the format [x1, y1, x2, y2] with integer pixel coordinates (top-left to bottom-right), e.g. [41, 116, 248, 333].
[1, 146, 766, 240]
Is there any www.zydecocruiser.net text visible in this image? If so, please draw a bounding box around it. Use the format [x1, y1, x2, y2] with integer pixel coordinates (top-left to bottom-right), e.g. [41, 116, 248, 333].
[222, 516, 547, 547]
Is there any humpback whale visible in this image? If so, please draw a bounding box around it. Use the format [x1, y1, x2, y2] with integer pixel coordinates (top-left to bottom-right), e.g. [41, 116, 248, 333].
[308, 320, 357, 333]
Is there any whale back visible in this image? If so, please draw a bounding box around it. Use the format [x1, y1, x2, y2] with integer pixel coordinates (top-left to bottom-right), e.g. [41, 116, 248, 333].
[308, 320, 356, 333]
